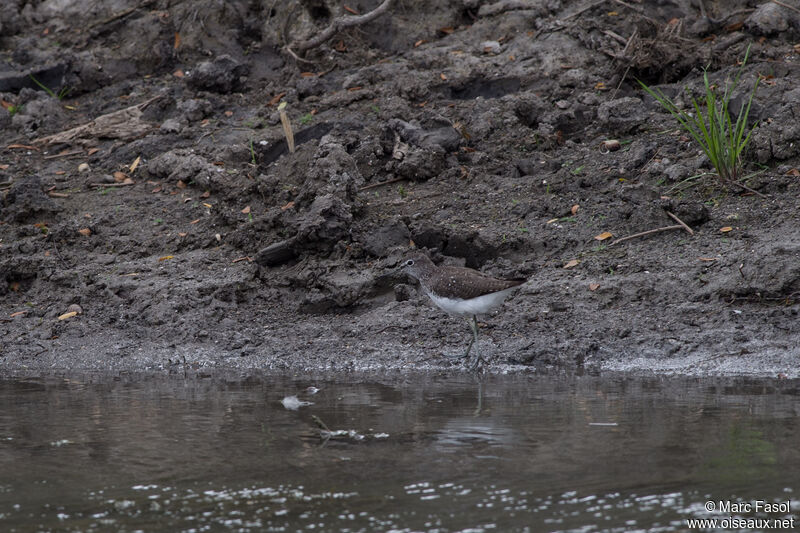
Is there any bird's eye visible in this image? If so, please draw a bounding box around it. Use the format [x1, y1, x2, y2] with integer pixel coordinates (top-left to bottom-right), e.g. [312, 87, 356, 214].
[405, 259, 414, 266]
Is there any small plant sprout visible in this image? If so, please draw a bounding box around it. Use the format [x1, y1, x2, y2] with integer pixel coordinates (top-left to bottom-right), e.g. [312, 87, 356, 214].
[28, 74, 71, 100]
[249, 139, 256, 165]
[300, 113, 313, 125]
[638, 44, 760, 184]
[277, 101, 295, 153]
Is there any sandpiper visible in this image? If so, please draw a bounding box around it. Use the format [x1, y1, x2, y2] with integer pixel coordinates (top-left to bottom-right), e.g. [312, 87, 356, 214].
[398, 252, 526, 369]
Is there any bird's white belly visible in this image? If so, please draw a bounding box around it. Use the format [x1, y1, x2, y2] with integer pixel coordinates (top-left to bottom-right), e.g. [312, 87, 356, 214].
[426, 287, 517, 317]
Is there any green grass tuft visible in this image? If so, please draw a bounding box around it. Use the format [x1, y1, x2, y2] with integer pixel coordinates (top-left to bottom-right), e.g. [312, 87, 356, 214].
[638, 44, 760, 183]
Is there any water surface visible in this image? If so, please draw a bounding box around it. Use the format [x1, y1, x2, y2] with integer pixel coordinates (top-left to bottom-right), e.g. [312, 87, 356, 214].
[0, 372, 797, 532]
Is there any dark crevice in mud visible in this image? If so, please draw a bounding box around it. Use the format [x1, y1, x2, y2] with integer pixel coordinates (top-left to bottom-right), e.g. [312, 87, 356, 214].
[256, 122, 335, 166]
[443, 77, 521, 100]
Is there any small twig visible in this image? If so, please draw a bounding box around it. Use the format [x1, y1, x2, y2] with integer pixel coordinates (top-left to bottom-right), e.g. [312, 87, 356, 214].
[609, 224, 684, 246]
[43, 150, 85, 160]
[639, 146, 660, 170]
[284, 45, 317, 64]
[772, 0, 800, 15]
[563, 0, 607, 20]
[89, 181, 135, 188]
[358, 176, 408, 191]
[727, 179, 768, 199]
[665, 211, 694, 235]
[291, 0, 395, 52]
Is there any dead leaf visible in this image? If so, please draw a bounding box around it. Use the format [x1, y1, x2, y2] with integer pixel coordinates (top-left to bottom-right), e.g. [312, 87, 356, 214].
[173, 32, 181, 49]
[9, 282, 20, 292]
[10, 311, 28, 318]
[158, 255, 174, 261]
[7, 144, 39, 150]
[589, 283, 600, 291]
[268, 92, 286, 106]
[571, 204, 579, 215]
[546, 218, 558, 224]
[178, 232, 187, 237]
[190, 218, 200, 224]
[439, 26, 455, 34]
[281, 201, 295, 211]
[343, 5, 359, 14]
[594, 231, 613, 241]
[414, 39, 425, 47]
[0, 100, 12, 110]
[564, 259, 579, 269]
[58, 311, 78, 321]
[347, 86, 362, 91]
[785, 168, 800, 176]
[232, 256, 253, 263]
[720, 226, 733, 233]
[173, 69, 185, 78]
[334, 40, 347, 52]
[152, 185, 162, 193]
[202, 202, 212, 208]
[87, 147, 99, 155]
[113, 171, 127, 182]
[224, 110, 233, 117]
[0, 164, 9, 170]
[300, 72, 315, 77]
[698, 257, 718, 262]
[129, 155, 141, 173]
[176, 180, 187, 189]
[200, 190, 211, 198]
[241, 206, 251, 214]
[77, 228, 92, 236]
[440, 73, 447, 81]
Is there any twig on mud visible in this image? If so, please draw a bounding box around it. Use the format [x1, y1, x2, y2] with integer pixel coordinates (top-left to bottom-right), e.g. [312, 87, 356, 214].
[639, 146, 660, 171]
[563, 0, 607, 21]
[358, 176, 408, 192]
[87, 0, 157, 31]
[609, 224, 684, 246]
[726, 178, 768, 199]
[46, 233, 70, 269]
[43, 149, 85, 159]
[35, 95, 163, 146]
[665, 211, 694, 235]
[89, 181, 135, 188]
[287, 0, 394, 55]
[771, 0, 800, 15]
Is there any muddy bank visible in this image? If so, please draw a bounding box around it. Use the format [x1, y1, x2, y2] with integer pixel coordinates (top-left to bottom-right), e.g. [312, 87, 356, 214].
[1, 0, 799, 377]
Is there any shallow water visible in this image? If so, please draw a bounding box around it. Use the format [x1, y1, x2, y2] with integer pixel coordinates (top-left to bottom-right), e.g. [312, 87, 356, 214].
[0, 372, 798, 532]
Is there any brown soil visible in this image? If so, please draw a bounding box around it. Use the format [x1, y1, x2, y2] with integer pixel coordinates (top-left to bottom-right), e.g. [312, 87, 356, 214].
[1, 0, 799, 376]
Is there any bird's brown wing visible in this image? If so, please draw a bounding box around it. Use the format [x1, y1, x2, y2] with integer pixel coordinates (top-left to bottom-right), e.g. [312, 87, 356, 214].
[433, 265, 526, 300]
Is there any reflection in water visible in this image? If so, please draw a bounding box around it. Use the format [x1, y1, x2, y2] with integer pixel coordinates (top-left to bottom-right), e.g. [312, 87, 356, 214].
[0, 372, 797, 532]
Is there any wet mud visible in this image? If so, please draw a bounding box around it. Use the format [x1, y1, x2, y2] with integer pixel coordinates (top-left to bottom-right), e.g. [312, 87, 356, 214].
[1, 0, 799, 376]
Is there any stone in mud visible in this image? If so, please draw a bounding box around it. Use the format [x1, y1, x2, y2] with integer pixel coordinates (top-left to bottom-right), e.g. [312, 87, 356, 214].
[388, 118, 462, 152]
[597, 97, 646, 135]
[2, 174, 60, 222]
[295, 194, 353, 246]
[147, 150, 220, 189]
[745, 3, 796, 35]
[361, 218, 411, 258]
[177, 99, 213, 122]
[187, 55, 249, 93]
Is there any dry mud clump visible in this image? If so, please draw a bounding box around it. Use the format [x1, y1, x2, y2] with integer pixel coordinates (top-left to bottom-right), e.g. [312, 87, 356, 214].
[1, 0, 799, 377]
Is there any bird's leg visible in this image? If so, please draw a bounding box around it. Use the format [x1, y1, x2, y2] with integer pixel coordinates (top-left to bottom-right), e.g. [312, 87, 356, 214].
[466, 315, 486, 371]
[444, 316, 477, 360]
